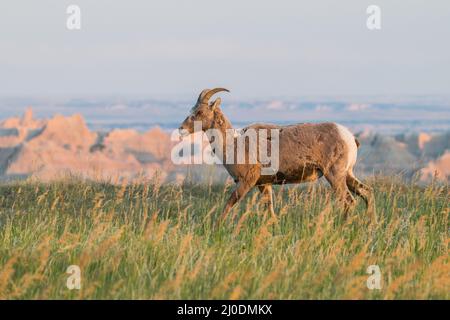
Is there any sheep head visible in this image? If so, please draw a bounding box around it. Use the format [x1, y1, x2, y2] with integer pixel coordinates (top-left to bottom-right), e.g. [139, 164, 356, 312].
[179, 88, 229, 135]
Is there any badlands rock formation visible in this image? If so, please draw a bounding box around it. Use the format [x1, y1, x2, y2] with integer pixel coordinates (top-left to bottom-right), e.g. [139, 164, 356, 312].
[357, 132, 450, 182]
[0, 109, 179, 182]
[0, 109, 449, 183]
[420, 151, 450, 181]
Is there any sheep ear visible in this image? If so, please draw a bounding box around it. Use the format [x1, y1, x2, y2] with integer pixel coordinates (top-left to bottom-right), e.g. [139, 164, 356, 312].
[210, 98, 221, 111]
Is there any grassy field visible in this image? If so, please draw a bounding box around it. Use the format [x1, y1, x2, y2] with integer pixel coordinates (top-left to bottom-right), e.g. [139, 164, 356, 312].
[0, 177, 448, 299]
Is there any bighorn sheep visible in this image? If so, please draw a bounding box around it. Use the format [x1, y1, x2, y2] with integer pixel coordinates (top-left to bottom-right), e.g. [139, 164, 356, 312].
[179, 88, 375, 222]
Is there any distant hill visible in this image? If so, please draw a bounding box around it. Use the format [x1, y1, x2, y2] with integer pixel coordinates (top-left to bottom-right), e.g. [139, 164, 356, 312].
[1, 96, 449, 134]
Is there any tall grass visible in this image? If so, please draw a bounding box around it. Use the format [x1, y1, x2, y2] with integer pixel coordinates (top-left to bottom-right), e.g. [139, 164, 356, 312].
[0, 177, 448, 299]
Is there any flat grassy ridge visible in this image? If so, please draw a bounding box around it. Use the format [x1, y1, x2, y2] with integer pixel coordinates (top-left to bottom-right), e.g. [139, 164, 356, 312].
[0, 177, 448, 299]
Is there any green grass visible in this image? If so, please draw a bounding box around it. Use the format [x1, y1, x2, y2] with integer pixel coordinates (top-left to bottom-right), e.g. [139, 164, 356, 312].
[0, 177, 448, 299]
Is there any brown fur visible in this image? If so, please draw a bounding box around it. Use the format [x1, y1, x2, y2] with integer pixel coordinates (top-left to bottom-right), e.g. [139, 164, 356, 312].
[180, 89, 376, 223]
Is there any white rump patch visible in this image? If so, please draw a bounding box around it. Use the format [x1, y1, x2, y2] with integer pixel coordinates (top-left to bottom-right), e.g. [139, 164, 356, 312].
[335, 123, 357, 171]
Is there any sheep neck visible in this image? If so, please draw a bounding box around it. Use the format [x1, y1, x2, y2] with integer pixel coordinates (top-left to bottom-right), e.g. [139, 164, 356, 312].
[205, 109, 234, 162]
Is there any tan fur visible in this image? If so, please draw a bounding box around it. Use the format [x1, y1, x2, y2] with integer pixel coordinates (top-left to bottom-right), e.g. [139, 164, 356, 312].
[180, 89, 376, 223]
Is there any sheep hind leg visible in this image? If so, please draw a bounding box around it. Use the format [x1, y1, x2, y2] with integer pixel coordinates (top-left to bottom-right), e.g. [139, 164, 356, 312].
[324, 170, 356, 217]
[258, 185, 277, 220]
[346, 173, 377, 223]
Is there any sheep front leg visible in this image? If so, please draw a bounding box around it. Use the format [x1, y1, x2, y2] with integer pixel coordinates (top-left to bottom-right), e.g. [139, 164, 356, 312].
[219, 182, 253, 223]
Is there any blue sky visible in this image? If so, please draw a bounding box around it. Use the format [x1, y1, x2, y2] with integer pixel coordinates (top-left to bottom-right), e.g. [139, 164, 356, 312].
[1, 0, 449, 98]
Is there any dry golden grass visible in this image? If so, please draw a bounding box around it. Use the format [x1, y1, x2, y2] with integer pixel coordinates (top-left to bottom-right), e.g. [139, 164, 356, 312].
[0, 177, 448, 299]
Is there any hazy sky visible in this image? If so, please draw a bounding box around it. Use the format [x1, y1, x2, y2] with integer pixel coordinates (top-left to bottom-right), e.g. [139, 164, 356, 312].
[1, 0, 449, 98]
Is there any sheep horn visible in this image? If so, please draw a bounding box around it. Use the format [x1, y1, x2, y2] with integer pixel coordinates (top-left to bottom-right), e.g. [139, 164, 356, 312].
[196, 89, 210, 104]
[200, 88, 230, 104]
